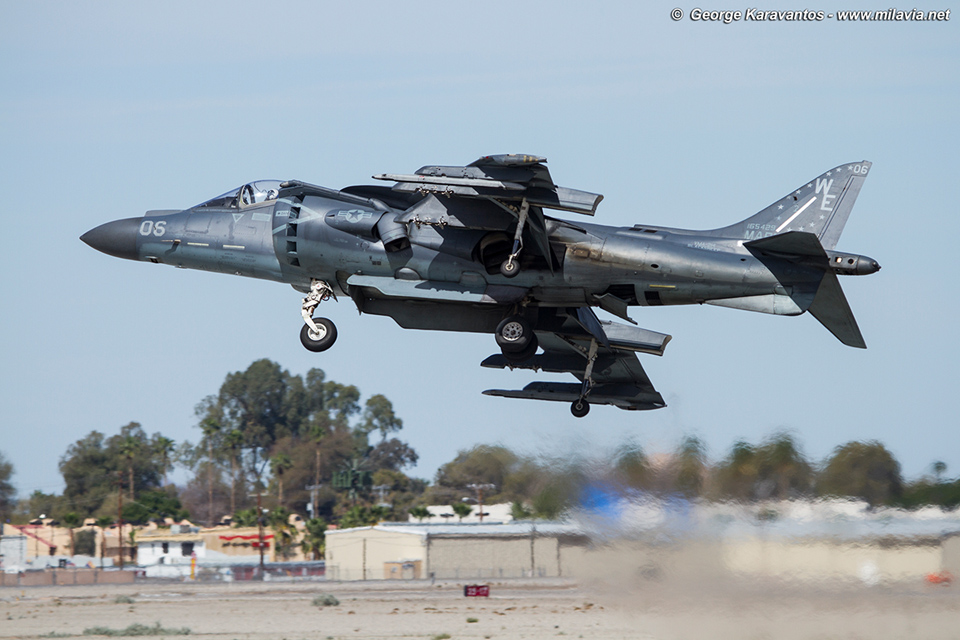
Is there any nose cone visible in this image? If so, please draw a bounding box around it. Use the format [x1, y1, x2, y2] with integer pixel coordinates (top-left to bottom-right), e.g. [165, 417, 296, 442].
[857, 256, 881, 275]
[81, 218, 141, 261]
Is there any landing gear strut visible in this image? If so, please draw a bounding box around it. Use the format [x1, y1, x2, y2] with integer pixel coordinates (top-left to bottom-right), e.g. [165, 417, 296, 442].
[499, 199, 529, 279]
[570, 339, 599, 418]
[300, 279, 338, 352]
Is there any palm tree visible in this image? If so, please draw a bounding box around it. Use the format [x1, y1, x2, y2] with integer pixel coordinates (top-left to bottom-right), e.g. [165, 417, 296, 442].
[301, 517, 327, 560]
[408, 505, 431, 522]
[933, 461, 948, 482]
[271, 453, 293, 507]
[200, 418, 221, 526]
[307, 420, 327, 518]
[119, 436, 140, 502]
[95, 516, 113, 568]
[224, 429, 244, 516]
[451, 501, 472, 522]
[153, 436, 176, 487]
[62, 512, 80, 557]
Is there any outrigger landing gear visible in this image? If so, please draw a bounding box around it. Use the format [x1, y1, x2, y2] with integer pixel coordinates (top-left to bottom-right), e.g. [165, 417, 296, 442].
[571, 339, 599, 418]
[300, 279, 338, 352]
[499, 199, 529, 279]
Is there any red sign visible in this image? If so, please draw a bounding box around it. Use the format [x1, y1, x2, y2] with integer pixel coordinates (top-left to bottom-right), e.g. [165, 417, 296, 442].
[464, 585, 490, 597]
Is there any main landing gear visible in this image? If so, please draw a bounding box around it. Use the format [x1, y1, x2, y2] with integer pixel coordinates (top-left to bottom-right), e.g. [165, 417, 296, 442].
[300, 279, 338, 353]
[495, 315, 538, 363]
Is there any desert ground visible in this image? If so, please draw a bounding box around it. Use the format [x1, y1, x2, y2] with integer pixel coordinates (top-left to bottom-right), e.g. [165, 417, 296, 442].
[1, 576, 958, 640]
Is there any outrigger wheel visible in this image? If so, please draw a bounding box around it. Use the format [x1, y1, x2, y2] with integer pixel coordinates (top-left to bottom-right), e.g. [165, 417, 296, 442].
[300, 317, 338, 352]
[495, 315, 537, 356]
[570, 398, 590, 418]
[499, 258, 520, 278]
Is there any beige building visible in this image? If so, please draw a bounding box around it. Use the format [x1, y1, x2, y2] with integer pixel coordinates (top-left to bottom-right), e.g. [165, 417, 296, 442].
[325, 522, 960, 584]
[324, 522, 587, 581]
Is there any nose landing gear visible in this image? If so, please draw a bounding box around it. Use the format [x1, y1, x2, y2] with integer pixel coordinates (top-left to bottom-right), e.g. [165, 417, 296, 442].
[300, 279, 338, 352]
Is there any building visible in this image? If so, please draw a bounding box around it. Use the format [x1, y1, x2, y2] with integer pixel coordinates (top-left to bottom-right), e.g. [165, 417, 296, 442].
[325, 522, 588, 581]
[325, 500, 960, 583]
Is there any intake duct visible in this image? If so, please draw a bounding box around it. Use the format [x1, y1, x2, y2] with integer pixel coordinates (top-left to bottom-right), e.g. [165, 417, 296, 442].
[375, 213, 410, 252]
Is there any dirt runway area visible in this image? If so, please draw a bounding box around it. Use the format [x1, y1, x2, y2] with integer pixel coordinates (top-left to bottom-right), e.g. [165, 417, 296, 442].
[1, 577, 958, 639]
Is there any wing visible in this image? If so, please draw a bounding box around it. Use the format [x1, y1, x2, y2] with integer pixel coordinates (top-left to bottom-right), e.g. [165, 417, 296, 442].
[481, 322, 669, 412]
[365, 154, 603, 274]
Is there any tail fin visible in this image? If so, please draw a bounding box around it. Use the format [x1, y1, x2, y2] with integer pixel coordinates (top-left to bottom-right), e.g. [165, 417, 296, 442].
[709, 161, 872, 249]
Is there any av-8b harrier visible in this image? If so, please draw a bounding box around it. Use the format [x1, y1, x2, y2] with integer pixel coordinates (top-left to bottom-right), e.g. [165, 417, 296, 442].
[82, 155, 878, 417]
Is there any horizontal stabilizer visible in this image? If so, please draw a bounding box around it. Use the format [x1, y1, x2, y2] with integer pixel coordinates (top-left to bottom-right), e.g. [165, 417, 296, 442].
[483, 382, 665, 411]
[745, 231, 828, 260]
[808, 271, 866, 348]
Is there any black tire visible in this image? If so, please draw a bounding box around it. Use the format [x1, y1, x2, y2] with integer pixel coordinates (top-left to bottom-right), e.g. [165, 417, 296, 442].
[499, 258, 520, 278]
[571, 399, 590, 418]
[495, 315, 534, 353]
[503, 335, 538, 363]
[300, 317, 338, 352]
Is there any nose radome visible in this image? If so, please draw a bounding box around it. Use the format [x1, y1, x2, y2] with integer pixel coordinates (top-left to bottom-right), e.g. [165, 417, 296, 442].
[81, 218, 141, 261]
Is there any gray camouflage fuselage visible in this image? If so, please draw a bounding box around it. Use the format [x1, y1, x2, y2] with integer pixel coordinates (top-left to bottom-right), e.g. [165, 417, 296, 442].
[82, 156, 879, 414]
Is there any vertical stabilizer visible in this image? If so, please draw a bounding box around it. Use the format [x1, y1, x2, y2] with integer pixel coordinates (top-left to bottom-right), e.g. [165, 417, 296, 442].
[710, 162, 871, 249]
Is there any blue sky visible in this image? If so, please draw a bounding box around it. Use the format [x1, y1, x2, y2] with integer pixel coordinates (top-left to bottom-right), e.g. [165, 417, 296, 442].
[1, 1, 957, 500]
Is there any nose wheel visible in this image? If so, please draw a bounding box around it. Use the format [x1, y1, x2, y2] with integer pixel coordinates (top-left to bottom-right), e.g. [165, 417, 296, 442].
[300, 317, 338, 352]
[300, 278, 338, 353]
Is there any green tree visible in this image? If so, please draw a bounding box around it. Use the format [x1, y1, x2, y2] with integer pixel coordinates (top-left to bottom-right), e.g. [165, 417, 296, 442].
[95, 516, 113, 566]
[612, 442, 650, 489]
[0, 451, 14, 525]
[818, 441, 902, 507]
[122, 489, 189, 525]
[301, 517, 328, 559]
[119, 435, 141, 502]
[756, 432, 812, 499]
[360, 394, 403, 441]
[672, 436, 707, 498]
[270, 453, 294, 507]
[408, 505, 431, 522]
[932, 461, 948, 482]
[340, 505, 387, 529]
[73, 529, 96, 556]
[714, 440, 758, 501]
[451, 501, 473, 522]
[510, 501, 533, 520]
[152, 436, 176, 487]
[62, 512, 81, 555]
[430, 445, 516, 504]
[59, 423, 163, 518]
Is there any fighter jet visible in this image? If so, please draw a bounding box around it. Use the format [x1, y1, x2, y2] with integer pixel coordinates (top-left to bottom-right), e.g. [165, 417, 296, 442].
[82, 155, 878, 417]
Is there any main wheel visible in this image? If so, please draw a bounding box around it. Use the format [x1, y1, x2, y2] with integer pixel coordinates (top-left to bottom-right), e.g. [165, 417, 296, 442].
[571, 399, 590, 418]
[499, 258, 520, 278]
[495, 315, 534, 353]
[503, 335, 538, 363]
[300, 317, 338, 352]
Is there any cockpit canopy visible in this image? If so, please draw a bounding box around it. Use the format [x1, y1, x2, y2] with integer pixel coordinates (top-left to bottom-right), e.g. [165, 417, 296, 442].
[195, 180, 283, 209]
